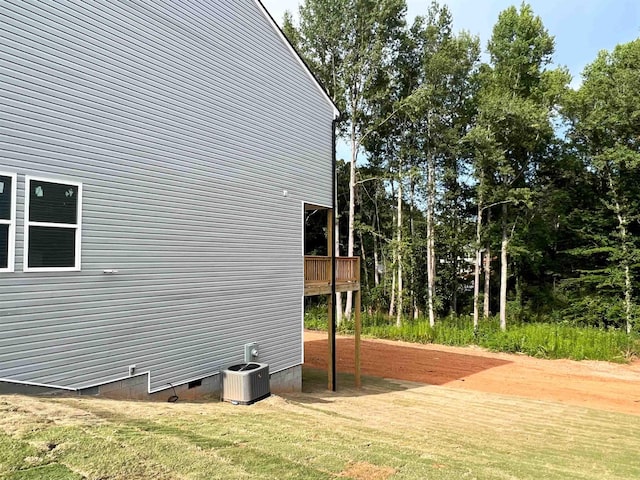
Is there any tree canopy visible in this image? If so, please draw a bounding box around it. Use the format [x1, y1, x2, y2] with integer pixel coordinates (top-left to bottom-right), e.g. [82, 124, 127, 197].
[290, 1, 640, 333]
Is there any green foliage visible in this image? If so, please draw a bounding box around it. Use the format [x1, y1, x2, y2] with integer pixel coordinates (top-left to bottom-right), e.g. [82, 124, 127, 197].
[463, 3, 571, 329]
[291, 3, 640, 333]
[286, 0, 407, 135]
[305, 307, 639, 362]
[563, 38, 640, 333]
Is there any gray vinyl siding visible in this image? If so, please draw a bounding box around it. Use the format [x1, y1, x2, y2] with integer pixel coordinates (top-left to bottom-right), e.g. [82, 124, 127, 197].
[0, 0, 334, 391]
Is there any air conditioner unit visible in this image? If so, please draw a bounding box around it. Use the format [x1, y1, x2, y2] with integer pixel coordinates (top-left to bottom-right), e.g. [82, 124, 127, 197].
[222, 363, 270, 405]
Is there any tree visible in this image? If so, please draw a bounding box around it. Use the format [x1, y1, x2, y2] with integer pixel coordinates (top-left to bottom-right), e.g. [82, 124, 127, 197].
[355, 162, 395, 313]
[399, 3, 480, 325]
[285, 0, 407, 320]
[565, 39, 640, 333]
[465, 126, 501, 329]
[472, 3, 569, 330]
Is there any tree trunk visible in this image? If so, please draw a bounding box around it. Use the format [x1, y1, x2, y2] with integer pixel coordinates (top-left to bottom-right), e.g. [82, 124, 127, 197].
[345, 122, 357, 319]
[451, 252, 459, 315]
[373, 234, 380, 287]
[389, 266, 396, 317]
[624, 261, 632, 334]
[473, 202, 482, 331]
[410, 177, 419, 319]
[499, 203, 508, 331]
[396, 172, 403, 327]
[483, 209, 492, 318]
[426, 152, 437, 327]
[335, 205, 343, 325]
[610, 173, 633, 334]
[359, 230, 369, 290]
[452, 288, 458, 315]
[388, 179, 397, 318]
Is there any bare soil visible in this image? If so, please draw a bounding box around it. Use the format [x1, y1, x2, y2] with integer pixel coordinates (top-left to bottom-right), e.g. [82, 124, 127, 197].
[304, 330, 640, 416]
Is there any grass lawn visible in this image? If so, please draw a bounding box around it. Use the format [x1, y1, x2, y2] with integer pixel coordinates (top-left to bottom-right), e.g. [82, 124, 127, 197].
[1, 369, 638, 480]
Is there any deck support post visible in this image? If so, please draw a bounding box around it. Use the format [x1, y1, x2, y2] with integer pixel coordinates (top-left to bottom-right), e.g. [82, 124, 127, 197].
[355, 257, 361, 389]
[327, 293, 334, 390]
[328, 207, 336, 392]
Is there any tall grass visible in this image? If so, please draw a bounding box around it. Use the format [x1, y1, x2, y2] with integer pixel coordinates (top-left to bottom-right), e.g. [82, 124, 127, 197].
[304, 307, 640, 362]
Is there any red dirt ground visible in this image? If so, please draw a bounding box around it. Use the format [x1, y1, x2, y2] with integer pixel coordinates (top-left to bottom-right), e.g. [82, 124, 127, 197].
[304, 330, 640, 416]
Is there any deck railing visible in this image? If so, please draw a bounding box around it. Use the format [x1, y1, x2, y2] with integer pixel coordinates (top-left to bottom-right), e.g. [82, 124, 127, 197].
[304, 256, 359, 285]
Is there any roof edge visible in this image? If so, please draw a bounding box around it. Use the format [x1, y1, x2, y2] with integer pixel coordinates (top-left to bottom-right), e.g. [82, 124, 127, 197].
[254, 0, 341, 119]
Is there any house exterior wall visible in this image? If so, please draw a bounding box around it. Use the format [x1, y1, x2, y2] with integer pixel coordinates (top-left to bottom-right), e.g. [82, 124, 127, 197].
[0, 1, 334, 393]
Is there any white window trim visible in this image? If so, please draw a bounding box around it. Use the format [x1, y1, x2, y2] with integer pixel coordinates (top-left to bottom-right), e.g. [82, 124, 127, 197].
[0, 171, 17, 272]
[24, 175, 83, 272]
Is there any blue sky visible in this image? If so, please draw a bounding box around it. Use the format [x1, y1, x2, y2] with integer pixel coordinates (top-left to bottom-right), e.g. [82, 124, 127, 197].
[262, 0, 640, 88]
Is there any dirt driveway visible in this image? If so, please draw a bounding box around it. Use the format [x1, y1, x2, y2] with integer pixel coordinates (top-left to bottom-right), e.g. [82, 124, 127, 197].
[304, 330, 640, 416]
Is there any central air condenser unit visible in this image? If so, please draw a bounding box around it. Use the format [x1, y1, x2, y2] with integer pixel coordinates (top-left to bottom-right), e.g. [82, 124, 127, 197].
[222, 363, 270, 405]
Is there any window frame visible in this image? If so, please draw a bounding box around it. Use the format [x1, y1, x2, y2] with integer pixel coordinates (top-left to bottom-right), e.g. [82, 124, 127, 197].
[24, 175, 83, 272]
[0, 171, 17, 273]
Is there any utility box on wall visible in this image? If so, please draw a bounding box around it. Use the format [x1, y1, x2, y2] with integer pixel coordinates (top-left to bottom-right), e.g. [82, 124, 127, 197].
[244, 342, 259, 363]
[222, 363, 270, 405]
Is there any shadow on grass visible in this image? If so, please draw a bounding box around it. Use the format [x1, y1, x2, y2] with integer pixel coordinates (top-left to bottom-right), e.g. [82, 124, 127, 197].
[303, 367, 408, 392]
[291, 367, 413, 404]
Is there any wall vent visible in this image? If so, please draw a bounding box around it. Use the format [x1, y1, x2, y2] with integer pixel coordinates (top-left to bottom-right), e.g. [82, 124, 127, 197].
[222, 363, 270, 405]
[188, 379, 202, 389]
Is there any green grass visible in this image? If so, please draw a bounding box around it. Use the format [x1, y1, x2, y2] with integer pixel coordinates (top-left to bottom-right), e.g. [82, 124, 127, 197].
[0, 431, 83, 480]
[1, 371, 639, 480]
[305, 307, 640, 362]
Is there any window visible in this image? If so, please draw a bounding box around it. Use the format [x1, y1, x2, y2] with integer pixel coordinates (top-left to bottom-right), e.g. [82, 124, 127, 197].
[0, 172, 17, 272]
[24, 176, 82, 271]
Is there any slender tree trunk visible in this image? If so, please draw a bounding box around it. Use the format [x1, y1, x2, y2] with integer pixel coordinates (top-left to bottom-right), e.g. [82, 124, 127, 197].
[410, 177, 419, 319]
[373, 233, 380, 287]
[610, 173, 633, 334]
[483, 209, 492, 318]
[426, 151, 437, 327]
[345, 292, 353, 320]
[452, 290, 458, 315]
[374, 191, 383, 289]
[335, 204, 343, 325]
[345, 122, 357, 319]
[388, 179, 397, 318]
[370, 232, 379, 316]
[359, 230, 369, 290]
[452, 255, 458, 315]
[624, 261, 632, 334]
[389, 267, 396, 317]
[473, 202, 482, 331]
[396, 172, 403, 327]
[499, 203, 508, 331]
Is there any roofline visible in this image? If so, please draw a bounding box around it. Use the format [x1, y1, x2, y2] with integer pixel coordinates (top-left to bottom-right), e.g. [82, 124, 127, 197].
[254, 0, 341, 119]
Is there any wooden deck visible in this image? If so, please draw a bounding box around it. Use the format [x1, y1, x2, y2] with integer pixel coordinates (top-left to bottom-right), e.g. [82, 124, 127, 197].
[305, 255, 363, 390]
[304, 256, 360, 296]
